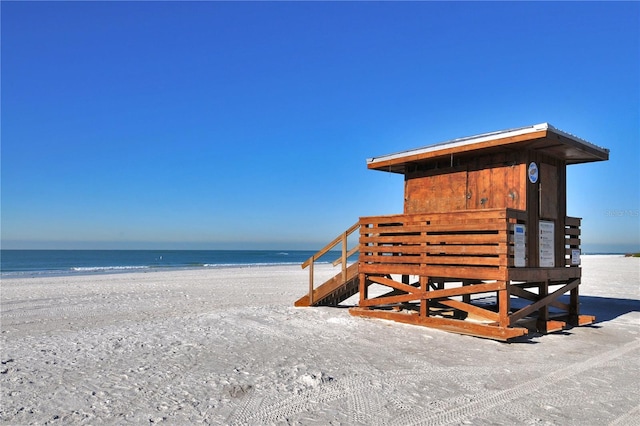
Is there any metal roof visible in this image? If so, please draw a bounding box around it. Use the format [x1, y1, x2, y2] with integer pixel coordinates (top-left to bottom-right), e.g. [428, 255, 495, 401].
[367, 123, 610, 173]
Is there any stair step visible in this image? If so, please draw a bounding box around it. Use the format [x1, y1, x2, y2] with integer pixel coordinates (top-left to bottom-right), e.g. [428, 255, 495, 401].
[295, 263, 359, 307]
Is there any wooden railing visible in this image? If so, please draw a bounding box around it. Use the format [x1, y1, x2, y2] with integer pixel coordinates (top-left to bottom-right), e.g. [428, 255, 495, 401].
[359, 209, 581, 280]
[301, 222, 359, 305]
[301, 210, 581, 305]
[360, 209, 512, 281]
[564, 216, 582, 267]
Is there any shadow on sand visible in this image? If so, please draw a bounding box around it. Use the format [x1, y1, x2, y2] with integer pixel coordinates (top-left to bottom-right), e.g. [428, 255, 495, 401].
[333, 294, 639, 343]
[579, 295, 640, 324]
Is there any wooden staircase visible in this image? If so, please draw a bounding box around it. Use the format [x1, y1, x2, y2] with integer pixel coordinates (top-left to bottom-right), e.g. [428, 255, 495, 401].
[295, 222, 360, 308]
[294, 262, 359, 307]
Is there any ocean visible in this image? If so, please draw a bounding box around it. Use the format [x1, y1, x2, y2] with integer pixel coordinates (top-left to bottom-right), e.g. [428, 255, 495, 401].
[0, 250, 345, 278]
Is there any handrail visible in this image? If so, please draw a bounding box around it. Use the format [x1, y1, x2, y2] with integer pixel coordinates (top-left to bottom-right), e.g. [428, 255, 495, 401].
[301, 222, 360, 268]
[332, 246, 359, 267]
[302, 221, 360, 305]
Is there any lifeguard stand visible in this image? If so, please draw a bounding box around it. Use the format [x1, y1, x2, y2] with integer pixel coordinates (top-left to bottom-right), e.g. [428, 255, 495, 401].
[296, 123, 609, 340]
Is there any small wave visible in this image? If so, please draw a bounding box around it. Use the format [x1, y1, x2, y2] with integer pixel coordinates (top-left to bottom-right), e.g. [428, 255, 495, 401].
[70, 265, 150, 272]
[201, 261, 312, 268]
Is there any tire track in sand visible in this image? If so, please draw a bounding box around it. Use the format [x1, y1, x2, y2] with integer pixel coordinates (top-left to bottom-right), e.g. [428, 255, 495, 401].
[227, 366, 499, 425]
[406, 338, 640, 426]
[229, 339, 639, 425]
[609, 404, 640, 426]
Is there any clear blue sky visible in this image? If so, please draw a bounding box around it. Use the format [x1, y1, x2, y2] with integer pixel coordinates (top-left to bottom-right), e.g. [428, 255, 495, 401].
[2, 2, 638, 252]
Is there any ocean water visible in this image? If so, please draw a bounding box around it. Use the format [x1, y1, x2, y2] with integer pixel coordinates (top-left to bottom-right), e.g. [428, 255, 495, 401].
[0, 250, 345, 278]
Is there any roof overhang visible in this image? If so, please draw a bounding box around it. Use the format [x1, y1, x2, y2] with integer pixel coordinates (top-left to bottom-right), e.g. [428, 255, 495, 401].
[367, 123, 609, 173]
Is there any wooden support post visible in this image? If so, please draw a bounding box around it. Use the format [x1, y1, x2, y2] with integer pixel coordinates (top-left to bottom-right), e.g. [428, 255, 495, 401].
[498, 281, 510, 328]
[341, 231, 347, 283]
[462, 280, 471, 304]
[420, 276, 428, 317]
[359, 272, 368, 305]
[571, 278, 596, 325]
[536, 279, 550, 333]
[510, 278, 579, 324]
[308, 259, 314, 305]
[569, 278, 580, 325]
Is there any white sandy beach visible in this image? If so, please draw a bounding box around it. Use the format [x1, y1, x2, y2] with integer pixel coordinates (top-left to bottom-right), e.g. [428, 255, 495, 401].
[1, 255, 639, 425]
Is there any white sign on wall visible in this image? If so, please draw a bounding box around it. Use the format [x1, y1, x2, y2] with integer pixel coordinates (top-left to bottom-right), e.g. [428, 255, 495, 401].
[571, 249, 581, 265]
[539, 220, 555, 267]
[514, 224, 526, 267]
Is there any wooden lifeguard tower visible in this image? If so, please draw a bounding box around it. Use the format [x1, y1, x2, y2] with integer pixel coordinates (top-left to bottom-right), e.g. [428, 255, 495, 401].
[295, 123, 609, 340]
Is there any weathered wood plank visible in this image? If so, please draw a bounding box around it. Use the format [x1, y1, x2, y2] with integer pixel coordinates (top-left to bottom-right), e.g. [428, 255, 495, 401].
[358, 263, 424, 276]
[509, 285, 570, 311]
[437, 299, 500, 322]
[360, 235, 425, 244]
[405, 171, 468, 213]
[359, 255, 425, 265]
[565, 237, 581, 246]
[360, 292, 422, 306]
[368, 275, 421, 294]
[507, 267, 580, 281]
[540, 163, 559, 220]
[362, 220, 508, 232]
[537, 319, 566, 333]
[349, 307, 528, 341]
[360, 209, 511, 225]
[423, 245, 505, 255]
[564, 227, 581, 236]
[509, 278, 580, 323]
[360, 244, 504, 256]
[577, 314, 595, 326]
[506, 208, 528, 221]
[565, 216, 581, 227]
[359, 245, 425, 255]
[359, 254, 505, 267]
[359, 263, 507, 281]
[360, 233, 507, 245]
[359, 281, 505, 307]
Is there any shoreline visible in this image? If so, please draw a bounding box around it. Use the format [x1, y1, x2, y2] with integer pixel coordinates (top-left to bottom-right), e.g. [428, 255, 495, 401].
[0, 253, 631, 280]
[1, 257, 638, 424]
[0, 249, 349, 279]
[0, 262, 320, 280]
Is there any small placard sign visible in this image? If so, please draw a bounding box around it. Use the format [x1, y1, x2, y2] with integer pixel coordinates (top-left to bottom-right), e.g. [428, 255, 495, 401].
[514, 224, 526, 267]
[571, 249, 581, 265]
[539, 220, 555, 267]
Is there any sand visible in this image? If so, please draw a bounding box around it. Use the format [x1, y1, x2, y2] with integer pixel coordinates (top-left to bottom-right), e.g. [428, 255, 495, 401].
[1, 255, 639, 425]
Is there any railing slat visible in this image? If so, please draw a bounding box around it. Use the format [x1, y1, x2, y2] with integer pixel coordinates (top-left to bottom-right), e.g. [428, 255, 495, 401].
[302, 221, 360, 306]
[303, 210, 582, 306]
[302, 222, 359, 269]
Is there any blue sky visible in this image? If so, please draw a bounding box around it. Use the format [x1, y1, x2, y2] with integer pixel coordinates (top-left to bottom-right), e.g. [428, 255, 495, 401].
[1, 2, 638, 252]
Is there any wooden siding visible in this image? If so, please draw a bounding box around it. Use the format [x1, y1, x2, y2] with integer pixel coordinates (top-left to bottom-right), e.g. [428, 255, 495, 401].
[404, 161, 527, 214]
[540, 162, 559, 220]
[404, 171, 467, 214]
